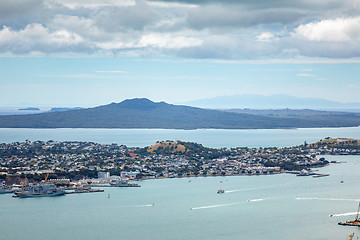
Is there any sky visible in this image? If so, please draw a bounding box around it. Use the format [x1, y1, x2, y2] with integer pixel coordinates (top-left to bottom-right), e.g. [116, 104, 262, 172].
[0, 0, 360, 107]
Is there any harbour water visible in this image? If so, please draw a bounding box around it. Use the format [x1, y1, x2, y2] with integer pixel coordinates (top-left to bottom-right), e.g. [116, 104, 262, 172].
[1, 126, 360, 148]
[1, 127, 360, 239]
[1, 155, 360, 240]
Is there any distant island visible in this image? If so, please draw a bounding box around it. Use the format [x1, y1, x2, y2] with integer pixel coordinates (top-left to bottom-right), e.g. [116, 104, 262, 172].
[18, 107, 40, 111]
[0, 98, 360, 129]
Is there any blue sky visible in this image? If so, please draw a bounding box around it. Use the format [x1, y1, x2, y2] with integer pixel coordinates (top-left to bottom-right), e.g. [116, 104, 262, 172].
[1, 0, 360, 107]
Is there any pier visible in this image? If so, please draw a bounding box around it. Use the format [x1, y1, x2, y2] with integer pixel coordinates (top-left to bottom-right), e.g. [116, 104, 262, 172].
[65, 188, 104, 194]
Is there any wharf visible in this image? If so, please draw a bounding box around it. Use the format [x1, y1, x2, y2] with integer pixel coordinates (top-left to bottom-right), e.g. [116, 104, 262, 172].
[85, 184, 140, 188]
[312, 174, 330, 178]
[65, 188, 104, 194]
[294, 170, 330, 178]
[84, 184, 115, 188]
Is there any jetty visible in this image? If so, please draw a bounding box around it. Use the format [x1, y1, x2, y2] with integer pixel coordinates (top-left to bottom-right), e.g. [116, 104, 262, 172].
[65, 188, 104, 194]
[295, 169, 330, 178]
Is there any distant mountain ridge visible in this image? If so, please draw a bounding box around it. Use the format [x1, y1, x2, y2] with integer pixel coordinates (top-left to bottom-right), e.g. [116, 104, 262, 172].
[0, 98, 360, 129]
[183, 94, 360, 110]
[50, 107, 83, 112]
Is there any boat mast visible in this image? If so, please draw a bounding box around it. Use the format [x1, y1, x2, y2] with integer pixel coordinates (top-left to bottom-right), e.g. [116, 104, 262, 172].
[18, 179, 24, 194]
[349, 233, 354, 240]
[356, 202, 360, 221]
[44, 169, 50, 183]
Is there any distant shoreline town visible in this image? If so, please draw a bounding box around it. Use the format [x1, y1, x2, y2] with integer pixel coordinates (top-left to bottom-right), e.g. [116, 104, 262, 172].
[1, 138, 359, 186]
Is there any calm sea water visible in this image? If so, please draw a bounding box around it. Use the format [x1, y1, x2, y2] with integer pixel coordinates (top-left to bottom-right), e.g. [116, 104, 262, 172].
[1, 128, 360, 240]
[1, 127, 360, 148]
[0, 155, 360, 240]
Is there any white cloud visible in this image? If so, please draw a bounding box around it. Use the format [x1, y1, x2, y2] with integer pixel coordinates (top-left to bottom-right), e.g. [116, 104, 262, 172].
[256, 32, 276, 42]
[48, 15, 105, 41]
[94, 1, 161, 32]
[94, 41, 128, 50]
[0, 24, 89, 54]
[55, 0, 136, 9]
[293, 17, 360, 42]
[0, 0, 360, 59]
[146, 1, 197, 8]
[139, 33, 203, 49]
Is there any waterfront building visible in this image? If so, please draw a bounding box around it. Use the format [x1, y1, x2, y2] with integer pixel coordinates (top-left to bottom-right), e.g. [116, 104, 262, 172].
[97, 172, 110, 179]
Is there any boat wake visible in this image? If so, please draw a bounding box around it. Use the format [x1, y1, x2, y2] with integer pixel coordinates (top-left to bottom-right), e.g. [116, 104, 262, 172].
[191, 202, 241, 210]
[329, 212, 358, 217]
[225, 188, 265, 193]
[296, 197, 360, 202]
[191, 198, 266, 210]
[133, 204, 156, 207]
[247, 198, 265, 202]
[224, 190, 240, 193]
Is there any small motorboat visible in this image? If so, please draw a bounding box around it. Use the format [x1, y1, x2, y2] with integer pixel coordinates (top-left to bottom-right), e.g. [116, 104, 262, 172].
[217, 189, 225, 194]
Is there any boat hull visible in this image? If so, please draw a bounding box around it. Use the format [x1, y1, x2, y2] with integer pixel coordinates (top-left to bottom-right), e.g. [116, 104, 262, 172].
[13, 183, 65, 198]
[16, 191, 65, 198]
[0, 189, 13, 194]
[338, 221, 360, 227]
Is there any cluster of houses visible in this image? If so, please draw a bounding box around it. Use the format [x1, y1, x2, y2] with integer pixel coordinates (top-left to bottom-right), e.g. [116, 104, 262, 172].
[0, 139, 358, 183]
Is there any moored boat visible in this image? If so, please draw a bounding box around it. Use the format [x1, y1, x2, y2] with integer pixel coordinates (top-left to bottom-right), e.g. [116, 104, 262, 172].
[109, 180, 140, 187]
[0, 185, 13, 194]
[13, 183, 65, 198]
